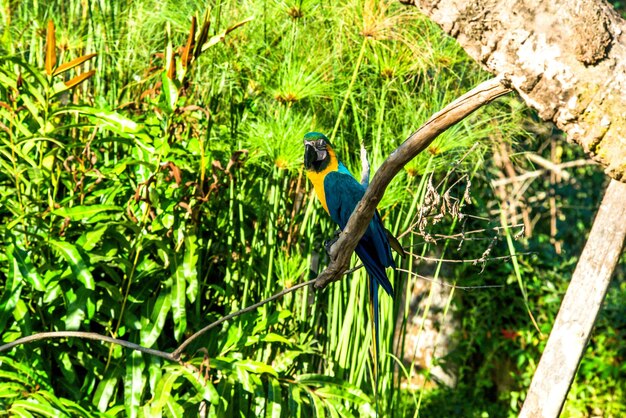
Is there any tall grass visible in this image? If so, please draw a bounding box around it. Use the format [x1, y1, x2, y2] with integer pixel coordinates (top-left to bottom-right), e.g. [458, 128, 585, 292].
[1, 0, 621, 417]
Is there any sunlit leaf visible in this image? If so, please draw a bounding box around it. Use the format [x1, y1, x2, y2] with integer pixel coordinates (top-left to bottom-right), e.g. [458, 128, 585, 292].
[140, 282, 171, 348]
[93, 372, 119, 413]
[172, 252, 188, 341]
[201, 17, 253, 51]
[176, 364, 220, 405]
[325, 400, 340, 418]
[267, 378, 282, 418]
[181, 17, 196, 69]
[11, 243, 43, 290]
[236, 359, 278, 378]
[76, 224, 109, 252]
[0, 247, 24, 332]
[52, 53, 97, 77]
[10, 399, 60, 417]
[45, 20, 56, 76]
[49, 240, 95, 290]
[184, 234, 199, 303]
[161, 71, 179, 113]
[146, 368, 178, 414]
[53, 204, 121, 222]
[63, 70, 95, 89]
[307, 389, 325, 418]
[124, 351, 145, 418]
[164, 398, 184, 417]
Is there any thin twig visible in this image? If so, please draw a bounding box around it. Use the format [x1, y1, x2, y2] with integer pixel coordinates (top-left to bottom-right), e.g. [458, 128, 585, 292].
[0, 278, 319, 362]
[0, 331, 176, 362]
[490, 159, 593, 187]
[410, 253, 531, 263]
[396, 268, 504, 291]
[171, 278, 317, 360]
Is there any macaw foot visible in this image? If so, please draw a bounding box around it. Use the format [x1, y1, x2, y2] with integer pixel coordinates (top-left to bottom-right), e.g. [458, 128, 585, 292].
[324, 229, 342, 256]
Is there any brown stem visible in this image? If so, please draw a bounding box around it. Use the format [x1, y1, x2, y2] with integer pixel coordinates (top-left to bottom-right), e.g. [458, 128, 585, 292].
[0, 331, 176, 362]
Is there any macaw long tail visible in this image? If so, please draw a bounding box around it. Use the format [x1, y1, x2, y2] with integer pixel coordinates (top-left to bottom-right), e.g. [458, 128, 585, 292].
[369, 277, 380, 397]
[355, 241, 393, 407]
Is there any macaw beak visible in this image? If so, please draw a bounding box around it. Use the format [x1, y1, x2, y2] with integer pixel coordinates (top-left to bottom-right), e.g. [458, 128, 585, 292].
[304, 140, 328, 168]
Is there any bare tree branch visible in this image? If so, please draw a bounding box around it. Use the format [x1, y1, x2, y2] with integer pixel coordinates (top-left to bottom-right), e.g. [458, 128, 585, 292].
[0, 278, 318, 362]
[171, 278, 315, 360]
[0, 331, 176, 362]
[490, 159, 594, 187]
[314, 76, 512, 289]
[520, 179, 626, 418]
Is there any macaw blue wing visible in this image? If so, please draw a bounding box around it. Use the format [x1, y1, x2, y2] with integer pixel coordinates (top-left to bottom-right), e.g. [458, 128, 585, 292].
[323, 170, 395, 296]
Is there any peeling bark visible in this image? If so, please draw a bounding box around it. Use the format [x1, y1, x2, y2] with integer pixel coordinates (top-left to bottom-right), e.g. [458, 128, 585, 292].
[403, 0, 626, 181]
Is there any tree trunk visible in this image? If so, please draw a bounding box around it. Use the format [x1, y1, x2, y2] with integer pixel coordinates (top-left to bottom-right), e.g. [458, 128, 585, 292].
[400, 0, 626, 414]
[402, 0, 626, 182]
[520, 179, 626, 417]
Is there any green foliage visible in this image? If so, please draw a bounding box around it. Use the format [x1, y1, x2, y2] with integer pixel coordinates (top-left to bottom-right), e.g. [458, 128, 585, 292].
[1, 0, 624, 417]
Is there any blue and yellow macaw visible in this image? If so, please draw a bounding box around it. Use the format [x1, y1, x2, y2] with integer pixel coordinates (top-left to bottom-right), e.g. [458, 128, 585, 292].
[303, 131, 402, 382]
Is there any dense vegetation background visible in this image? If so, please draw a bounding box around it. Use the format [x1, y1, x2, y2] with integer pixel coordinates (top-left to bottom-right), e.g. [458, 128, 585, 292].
[0, 0, 624, 416]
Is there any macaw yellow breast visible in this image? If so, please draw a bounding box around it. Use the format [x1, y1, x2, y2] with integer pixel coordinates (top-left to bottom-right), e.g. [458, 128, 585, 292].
[306, 147, 338, 214]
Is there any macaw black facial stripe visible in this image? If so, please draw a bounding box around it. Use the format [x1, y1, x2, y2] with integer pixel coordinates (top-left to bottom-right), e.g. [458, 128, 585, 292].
[304, 143, 330, 172]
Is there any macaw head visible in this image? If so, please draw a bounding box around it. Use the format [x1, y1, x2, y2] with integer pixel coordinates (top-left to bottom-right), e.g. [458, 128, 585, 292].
[303, 132, 333, 172]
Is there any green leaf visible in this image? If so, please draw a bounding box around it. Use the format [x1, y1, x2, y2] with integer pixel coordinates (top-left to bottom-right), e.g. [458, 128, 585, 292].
[161, 71, 179, 113]
[171, 233, 199, 341]
[140, 282, 171, 348]
[76, 223, 109, 252]
[0, 382, 25, 399]
[93, 372, 119, 413]
[147, 368, 179, 414]
[0, 248, 24, 333]
[5, 57, 47, 89]
[171, 265, 187, 342]
[183, 234, 199, 303]
[124, 351, 145, 418]
[267, 378, 282, 418]
[325, 400, 340, 418]
[288, 384, 303, 418]
[176, 365, 219, 405]
[236, 359, 278, 378]
[164, 398, 184, 417]
[9, 399, 60, 417]
[49, 240, 95, 290]
[307, 389, 325, 418]
[57, 106, 143, 136]
[297, 374, 370, 403]
[19, 94, 45, 130]
[52, 204, 121, 222]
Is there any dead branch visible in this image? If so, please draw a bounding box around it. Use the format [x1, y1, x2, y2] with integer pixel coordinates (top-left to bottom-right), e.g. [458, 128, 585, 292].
[520, 179, 626, 418]
[0, 331, 177, 362]
[0, 278, 318, 362]
[314, 76, 512, 289]
[490, 159, 593, 187]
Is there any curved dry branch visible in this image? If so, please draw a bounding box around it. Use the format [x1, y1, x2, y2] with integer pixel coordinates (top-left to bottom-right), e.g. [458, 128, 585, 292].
[314, 76, 512, 289]
[0, 278, 317, 362]
[0, 331, 176, 362]
[171, 278, 316, 360]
